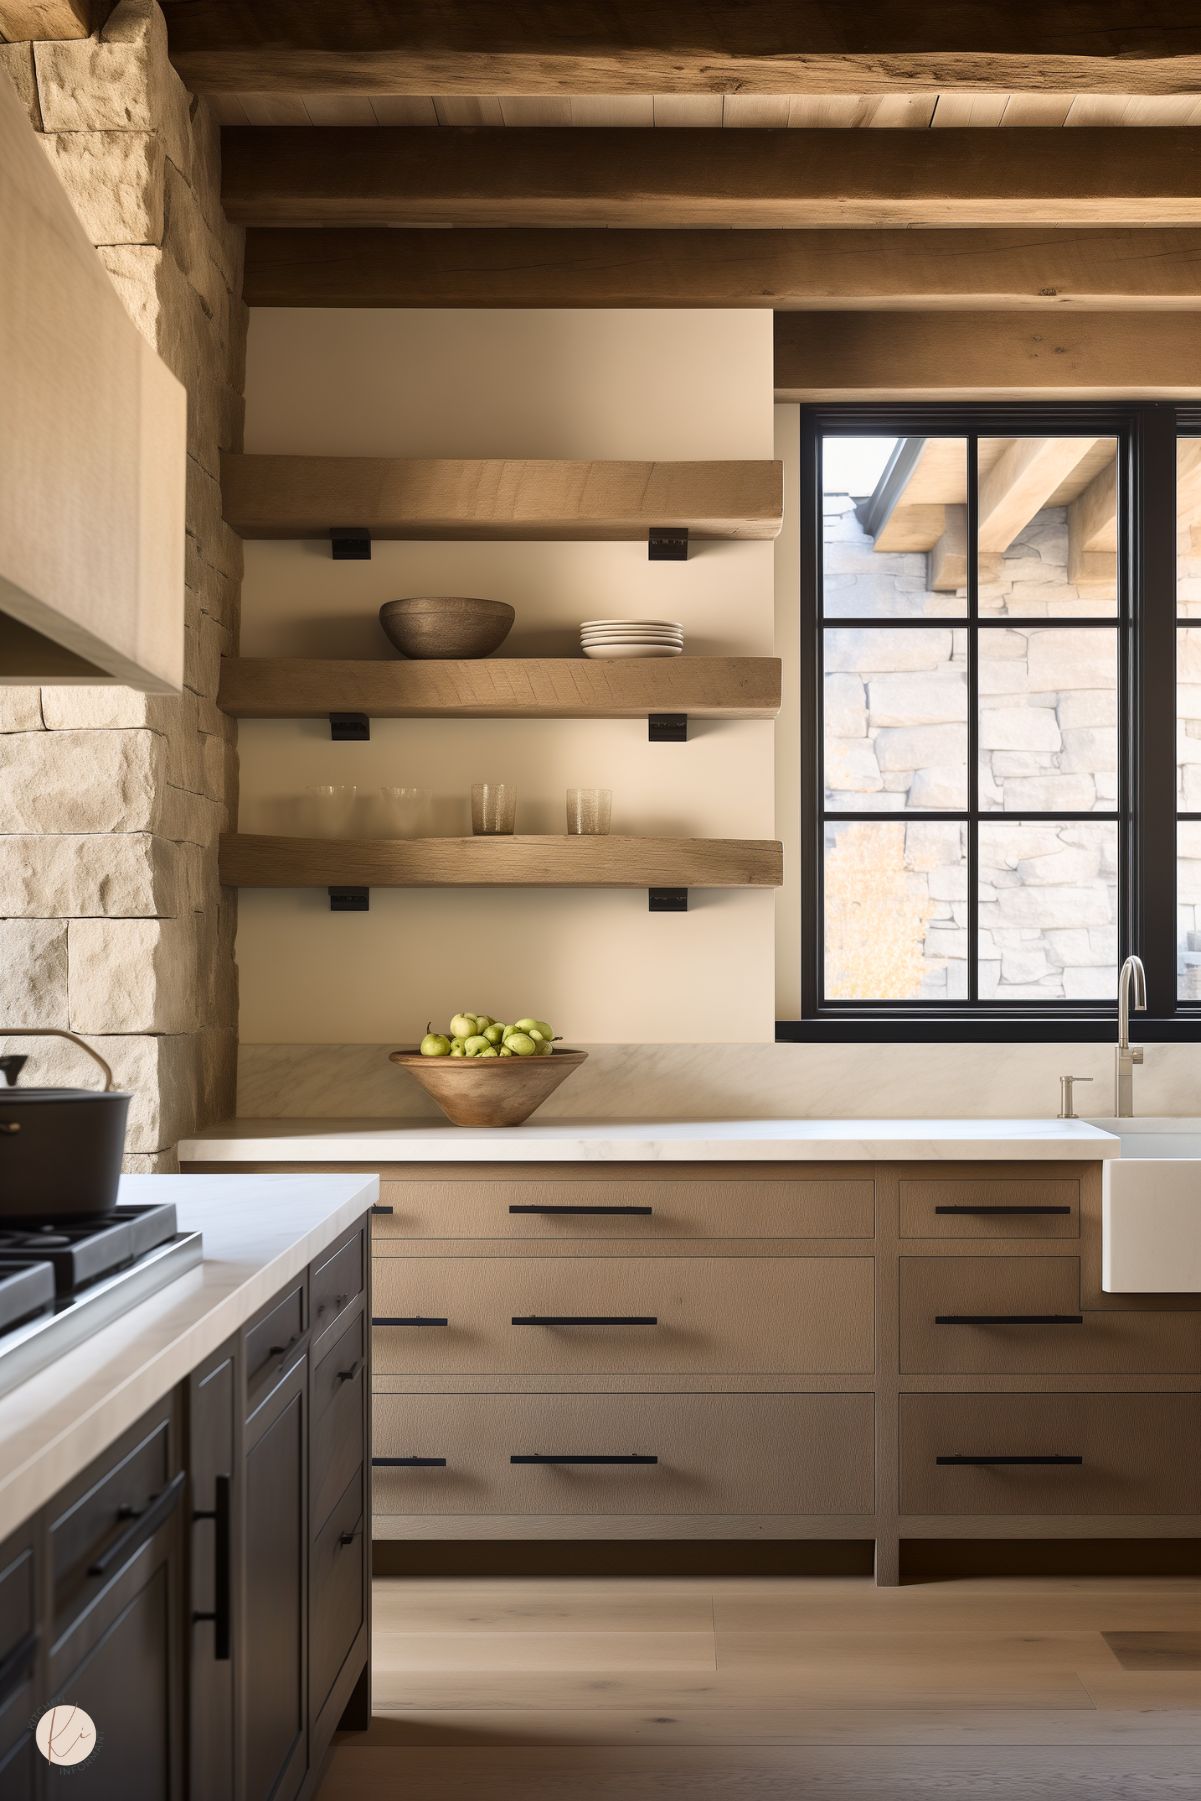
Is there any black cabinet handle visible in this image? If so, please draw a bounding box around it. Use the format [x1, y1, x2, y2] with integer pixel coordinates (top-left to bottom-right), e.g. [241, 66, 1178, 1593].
[89, 1470, 186, 1579]
[935, 1314, 1084, 1326]
[936, 1454, 1083, 1466]
[511, 1454, 658, 1466]
[512, 1315, 658, 1327]
[338, 1530, 361, 1547]
[371, 1204, 394, 1215]
[372, 1455, 447, 1468]
[337, 1358, 363, 1383]
[265, 1332, 303, 1368]
[508, 1205, 653, 1216]
[0, 1630, 36, 1710]
[373, 1314, 449, 1327]
[934, 1205, 1071, 1216]
[192, 1473, 232, 1660]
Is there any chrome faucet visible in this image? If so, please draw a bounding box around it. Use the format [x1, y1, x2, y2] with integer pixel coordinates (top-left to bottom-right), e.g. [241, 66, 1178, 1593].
[1115, 954, 1147, 1117]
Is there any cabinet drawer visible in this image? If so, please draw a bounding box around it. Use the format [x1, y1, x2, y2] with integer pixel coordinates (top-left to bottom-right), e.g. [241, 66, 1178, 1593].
[900, 1258, 1201, 1374]
[372, 1255, 874, 1375]
[373, 1391, 874, 1516]
[312, 1311, 366, 1534]
[244, 1280, 306, 1406]
[310, 1469, 366, 1721]
[375, 1173, 873, 1242]
[50, 1405, 176, 1623]
[900, 1177, 1079, 1239]
[0, 1534, 36, 1739]
[900, 1393, 1201, 1515]
[312, 1227, 364, 1343]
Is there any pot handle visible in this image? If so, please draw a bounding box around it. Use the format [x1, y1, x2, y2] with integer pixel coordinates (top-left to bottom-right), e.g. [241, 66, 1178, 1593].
[0, 1029, 114, 1092]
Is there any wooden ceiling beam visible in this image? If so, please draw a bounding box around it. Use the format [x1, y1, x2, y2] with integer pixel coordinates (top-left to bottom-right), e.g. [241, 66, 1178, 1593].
[163, 3, 1201, 96]
[222, 127, 1201, 229]
[977, 436, 1101, 552]
[774, 312, 1201, 400]
[243, 226, 1201, 311]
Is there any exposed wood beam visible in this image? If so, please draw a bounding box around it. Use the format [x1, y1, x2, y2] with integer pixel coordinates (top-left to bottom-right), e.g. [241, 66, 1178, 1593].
[928, 507, 968, 593]
[0, 1, 91, 39]
[1066, 458, 1118, 585]
[977, 437, 1099, 552]
[774, 312, 1201, 400]
[243, 226, 1201, 312]
[164, 3, 1201, 96]
[221, 128, 1201, 230]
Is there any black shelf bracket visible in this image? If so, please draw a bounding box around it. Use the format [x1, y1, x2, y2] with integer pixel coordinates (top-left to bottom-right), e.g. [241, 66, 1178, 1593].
[328, 886, 369, 912]
[648, 526, 688, 562]
[648, 887, 688, 912]
[648, 712, 687, 743]
[329, 711, 370, 741]
[330, 526, 371, 560]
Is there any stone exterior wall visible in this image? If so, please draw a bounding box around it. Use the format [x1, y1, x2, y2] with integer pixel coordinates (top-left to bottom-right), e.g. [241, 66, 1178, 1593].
[822, 492, 1121, 1002]
[0, 2, 244, 1169]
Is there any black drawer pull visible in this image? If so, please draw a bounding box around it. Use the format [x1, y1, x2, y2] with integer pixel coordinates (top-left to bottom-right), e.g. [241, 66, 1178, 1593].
[265, 1332, 302, 1365]
[336, 1358, 363, 1383]
[511, 1454, 658, 1466]
[192, 1473, 232, 1660]
[89, 1470, 186, 1579]
[373, 1314, 449, 1327]
[935, 1314, 1084, 1326]
[0, 1630, 36, 1710]
[338, 1530, 362, 1547]
[372, 1455, 447, 1468]
[371, 1203, 394, 1214]
[512, 1315, 658, 1327]
[936, 1454, 1083, 1467]
[508, 1205, 653, 1216]
[934, 1205, 1072, 1216]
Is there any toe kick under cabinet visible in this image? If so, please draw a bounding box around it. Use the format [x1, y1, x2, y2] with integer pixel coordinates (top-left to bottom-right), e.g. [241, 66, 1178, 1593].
[187, 1158, 1201, 1582]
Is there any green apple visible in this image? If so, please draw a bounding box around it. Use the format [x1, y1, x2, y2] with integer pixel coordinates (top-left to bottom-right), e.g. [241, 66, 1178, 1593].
[449, 1012, 478, 1041]
[483, 1024, 505, 1045]
[463, 1033, 490, 1056]
[477, 1045, 499, 1057]
[474, 1014, 495, 1030]
[499, 1045, 514, 1056]
[450, 1044, 466, 1057]
[420, 1031, 451, 1057]
[505, 1031, 538, 1056]
[536, 1038, 554, 1056]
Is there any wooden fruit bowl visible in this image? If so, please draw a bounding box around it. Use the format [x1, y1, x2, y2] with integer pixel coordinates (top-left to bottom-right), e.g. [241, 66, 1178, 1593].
[388, 1047, 588, 1127]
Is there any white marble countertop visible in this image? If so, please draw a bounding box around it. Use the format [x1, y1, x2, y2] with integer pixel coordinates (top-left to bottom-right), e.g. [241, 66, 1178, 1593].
[178, 1116, 1120, 1164]
[0, 1170, 377, 1541]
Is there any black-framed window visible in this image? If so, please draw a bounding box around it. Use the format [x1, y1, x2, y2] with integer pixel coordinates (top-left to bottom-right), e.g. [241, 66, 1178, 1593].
[780, 403, 1197, 1042]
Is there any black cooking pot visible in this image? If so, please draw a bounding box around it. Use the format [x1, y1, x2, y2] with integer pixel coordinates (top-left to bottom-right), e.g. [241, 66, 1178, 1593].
[0, 1030, 132, 1218]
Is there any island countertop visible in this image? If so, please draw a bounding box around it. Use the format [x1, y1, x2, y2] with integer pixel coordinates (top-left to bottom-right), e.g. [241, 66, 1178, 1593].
[178, 1116, 1121, 1164]
[0, 1170, 378, 1541]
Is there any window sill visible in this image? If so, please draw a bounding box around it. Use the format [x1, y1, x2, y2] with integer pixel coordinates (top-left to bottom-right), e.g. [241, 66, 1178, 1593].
[776, 1015, 1201, 1044]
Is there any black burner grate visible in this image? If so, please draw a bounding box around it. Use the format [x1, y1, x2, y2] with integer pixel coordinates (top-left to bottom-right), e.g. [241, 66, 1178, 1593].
[0, 1204, 179, 1297]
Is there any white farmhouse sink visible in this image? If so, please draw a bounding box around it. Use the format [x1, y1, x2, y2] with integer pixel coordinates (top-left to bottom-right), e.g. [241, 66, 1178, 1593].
[1089, 1118, 1201, 1293]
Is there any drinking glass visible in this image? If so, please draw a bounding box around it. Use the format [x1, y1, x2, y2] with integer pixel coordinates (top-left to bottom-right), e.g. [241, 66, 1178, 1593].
[471, 782, 517, 835]
[566, 787, 612, 835]
[307, 784, 358, 837]
[375, 786, 426, 838]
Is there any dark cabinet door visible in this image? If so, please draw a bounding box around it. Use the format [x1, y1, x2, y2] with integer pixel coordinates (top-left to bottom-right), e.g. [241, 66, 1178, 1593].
[0, 1527, 39, 1801]
[243, 1351, 308, 1801]
[188, 1341, 238, 1801]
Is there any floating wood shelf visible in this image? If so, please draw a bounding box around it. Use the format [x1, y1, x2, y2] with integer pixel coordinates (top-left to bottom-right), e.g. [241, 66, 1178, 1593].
[218, 657, 781, 721]
[220, 455, 784, 542]
[219, 834, 783, 891]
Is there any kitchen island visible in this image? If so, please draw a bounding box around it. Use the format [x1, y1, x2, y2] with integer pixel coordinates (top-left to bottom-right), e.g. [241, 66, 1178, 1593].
[0, 1171, 377, 1801]
[176, 1118, 1199, 1588]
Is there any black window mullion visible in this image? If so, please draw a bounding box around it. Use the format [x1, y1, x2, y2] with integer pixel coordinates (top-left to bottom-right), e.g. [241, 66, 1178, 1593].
[966, 436, 980, 1003]
[800, 412, 822, 1016]
[1132, 406, 1177, 1010]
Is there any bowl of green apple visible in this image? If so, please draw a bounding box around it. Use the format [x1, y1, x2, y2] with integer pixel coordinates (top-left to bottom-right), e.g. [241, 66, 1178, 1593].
[389, 1012, 587, 1126]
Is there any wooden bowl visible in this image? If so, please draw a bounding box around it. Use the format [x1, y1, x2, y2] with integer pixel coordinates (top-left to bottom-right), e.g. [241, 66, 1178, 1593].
[389, 1047, 588, 1127]
[379, 596, 515, 659]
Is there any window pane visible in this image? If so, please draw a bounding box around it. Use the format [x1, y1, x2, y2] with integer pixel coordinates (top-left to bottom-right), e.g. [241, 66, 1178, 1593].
[979, 822, 1118, 1000]
[822, 435, 967, 618]
[824, 628, 967, 811]
[977, 437, 1118, 618]
[979, 627, 1117, 813]
[1179, 437, 1201, 619]
[1178, 628, 1201, 807]
[824, 820, 968, 1000]
[1179, 822, 1201, 998]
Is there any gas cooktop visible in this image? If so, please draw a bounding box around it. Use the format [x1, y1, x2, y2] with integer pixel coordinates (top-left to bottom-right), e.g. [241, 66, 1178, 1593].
[0, 1203, 203, 1399]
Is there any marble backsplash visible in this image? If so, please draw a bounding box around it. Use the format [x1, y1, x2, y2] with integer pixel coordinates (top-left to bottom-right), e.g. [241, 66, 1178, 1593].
[237, 1040, 1201, 1121]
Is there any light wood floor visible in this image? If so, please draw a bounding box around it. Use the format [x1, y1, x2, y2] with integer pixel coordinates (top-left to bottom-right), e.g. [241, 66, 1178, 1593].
[317, 1573, 1201, 1799]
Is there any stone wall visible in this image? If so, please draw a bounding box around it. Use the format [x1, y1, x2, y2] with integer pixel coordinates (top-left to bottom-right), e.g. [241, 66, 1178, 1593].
[0, 2, 244, 1168]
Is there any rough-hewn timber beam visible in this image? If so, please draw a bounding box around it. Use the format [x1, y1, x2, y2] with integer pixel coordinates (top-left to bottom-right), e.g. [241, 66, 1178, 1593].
[164, 3, 1201, 95]
[242, 226, 1201, 311]
[222, 128, 1201, 230]
[978, 437, 1100, 552]
[774, 312, 1201, 401]
[0, 1, 91, 38]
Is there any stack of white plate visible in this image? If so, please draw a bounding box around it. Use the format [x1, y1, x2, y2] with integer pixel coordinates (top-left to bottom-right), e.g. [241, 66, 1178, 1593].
[579, 619, 684, 660]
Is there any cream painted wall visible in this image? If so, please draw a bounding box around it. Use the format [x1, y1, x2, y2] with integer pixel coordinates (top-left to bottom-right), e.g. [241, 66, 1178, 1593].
[236, 310, 777, 1046]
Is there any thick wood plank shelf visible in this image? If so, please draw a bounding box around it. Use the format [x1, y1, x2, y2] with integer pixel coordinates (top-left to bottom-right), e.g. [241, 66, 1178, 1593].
[219, 834, 783, 890]
[220, 455, 783, 542]
[218, 657, 781, 721]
